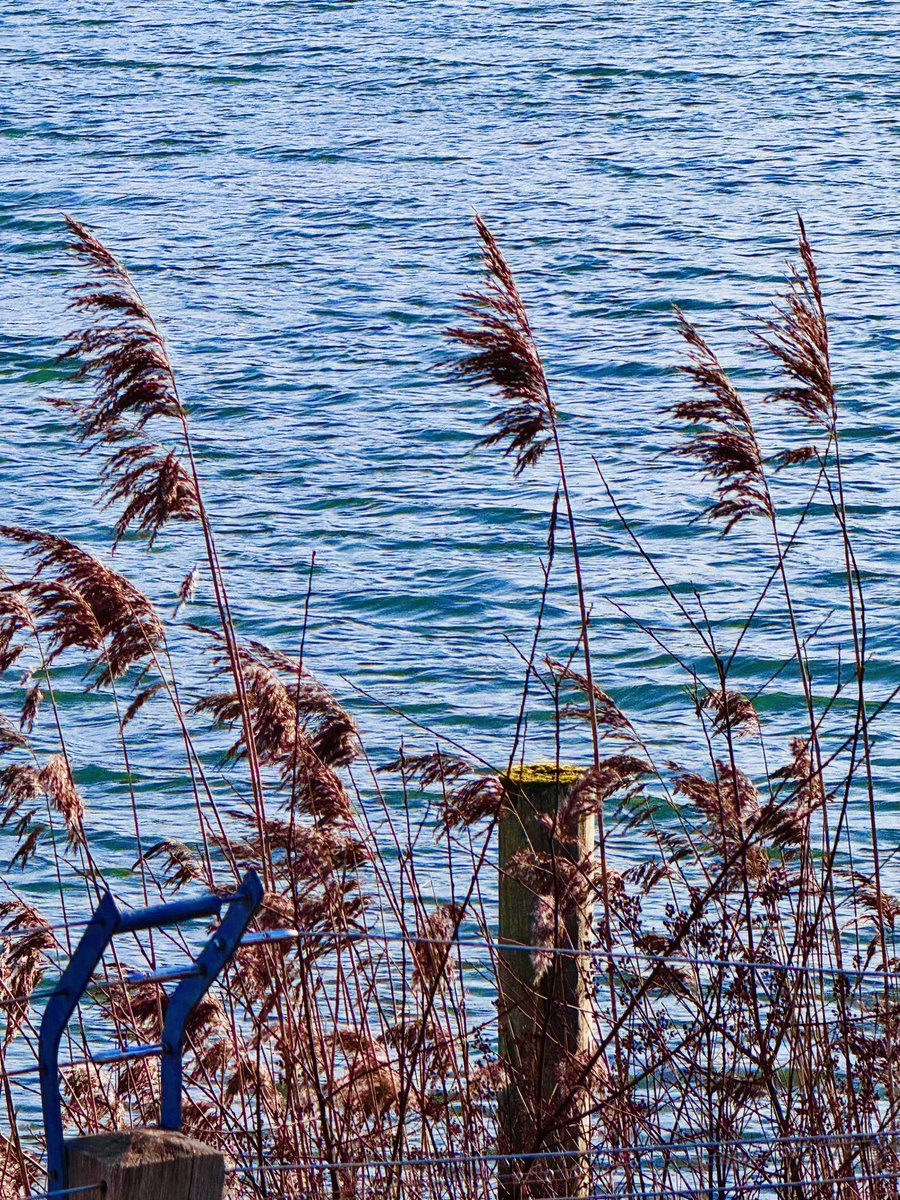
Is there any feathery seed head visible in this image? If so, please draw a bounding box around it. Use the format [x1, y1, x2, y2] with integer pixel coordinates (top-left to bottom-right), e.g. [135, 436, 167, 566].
[449, 216, 557, 475]
[672, 311, 772, 532]
[0, 527, 164, 686]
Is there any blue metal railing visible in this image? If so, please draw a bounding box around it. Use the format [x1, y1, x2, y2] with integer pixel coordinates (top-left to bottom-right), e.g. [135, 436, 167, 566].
[38, 869, 263, 1190]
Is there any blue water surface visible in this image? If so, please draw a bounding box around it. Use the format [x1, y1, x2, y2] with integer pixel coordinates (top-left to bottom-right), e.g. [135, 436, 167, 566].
[1, 0, 899, 909]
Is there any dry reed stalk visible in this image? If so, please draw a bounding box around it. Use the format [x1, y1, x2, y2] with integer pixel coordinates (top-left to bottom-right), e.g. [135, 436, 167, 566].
[0, 214, 896, 1200]
[450, 218, 629, 1163]
[54, 217, 271, 886]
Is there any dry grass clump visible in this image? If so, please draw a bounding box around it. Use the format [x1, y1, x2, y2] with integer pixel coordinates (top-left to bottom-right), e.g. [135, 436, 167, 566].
[0, 219, 499, 1200]
[0, 214, 896, 1200]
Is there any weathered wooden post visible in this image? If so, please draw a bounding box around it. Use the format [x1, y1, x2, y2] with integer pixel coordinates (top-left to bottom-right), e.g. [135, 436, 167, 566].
[66, 1129, 224, 1200]
[498, 763, 595, 1200]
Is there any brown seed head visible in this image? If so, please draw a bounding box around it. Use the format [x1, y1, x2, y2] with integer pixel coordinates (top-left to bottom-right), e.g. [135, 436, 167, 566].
[39, 754, 84, 848]
[0, 527, 164, 686]
[671, 311, 772, 532]
[448, 216, 556, 476]
[52, 218, 201, 547]
[758, 217, 835, 431]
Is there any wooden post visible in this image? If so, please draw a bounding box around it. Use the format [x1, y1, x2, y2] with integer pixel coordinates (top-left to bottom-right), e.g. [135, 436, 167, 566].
[65, 1129, 225, 1200]
[498, 763, 595, 1200]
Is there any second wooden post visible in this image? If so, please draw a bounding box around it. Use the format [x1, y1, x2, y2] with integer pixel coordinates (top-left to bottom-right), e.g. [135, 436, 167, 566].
[66, 1129, 225, 1200]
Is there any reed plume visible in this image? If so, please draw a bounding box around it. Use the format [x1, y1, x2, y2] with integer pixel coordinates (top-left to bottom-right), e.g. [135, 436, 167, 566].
[0, 714, 27, 758]
[39, 754, 84, 849]
[0, 578, 33, 676]
[545, 658, 636, 741]
[554, 756, 651, 841]
[138, 838, 204, 891]
[101, 435, 200, 547]
[755, 735, 822, 846]
[672, 311, 773, 531]
[174, 565, 199, 616]
[448, 216, 556, 475]
[0, 527, 164, 685]
[54, 217, 200, 547]
[382, 748, 473, 789]
[197, 634, 358, 769]
[19, 682, 42, 735]
[0, 765, 44, 869]
[440, 774, 504, 829]
[0, 899, 54, 1019]
[699, 686, 761, 739]
[0, 752, 84, 866]
[195, 632, 358, 824]
[382, 748, 505, 828]
[759, 217, 835, 433]
[411, 903, 464, 991]
[672, 760, 762, 857]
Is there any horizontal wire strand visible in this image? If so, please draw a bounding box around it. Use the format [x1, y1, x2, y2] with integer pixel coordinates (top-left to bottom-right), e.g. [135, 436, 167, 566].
[18, 1184, 102, 1199]
[1, 925, 894, 1026]
[247, 926, 900, 984]
[0, 963, 202, 1010]
[3, 918, 897, 983]
[6, 1042, 162, 1080]
[554, 1171, 900, 1200]
[230, 1118, 900, 1166]
[228, 1163, 900, 1193]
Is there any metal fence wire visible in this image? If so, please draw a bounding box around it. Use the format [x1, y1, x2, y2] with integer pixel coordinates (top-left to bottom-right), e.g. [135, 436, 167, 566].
[3, 911, 900, 1196]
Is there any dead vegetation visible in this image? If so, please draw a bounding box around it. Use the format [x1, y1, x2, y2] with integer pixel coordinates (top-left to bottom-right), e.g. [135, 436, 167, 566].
[0, 215, 896, 1200]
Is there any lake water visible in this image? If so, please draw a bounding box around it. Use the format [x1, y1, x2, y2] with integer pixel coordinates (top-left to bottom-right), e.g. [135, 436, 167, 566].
[2, 1, 900, 915]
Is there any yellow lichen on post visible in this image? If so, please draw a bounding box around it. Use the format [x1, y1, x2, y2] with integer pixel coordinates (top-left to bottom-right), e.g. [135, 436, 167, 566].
[502, 761, 584, 787]
[497, 763, 596, 1200]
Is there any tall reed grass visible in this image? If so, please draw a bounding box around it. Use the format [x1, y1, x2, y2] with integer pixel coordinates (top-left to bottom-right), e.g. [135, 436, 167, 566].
[0, 214, 897, 1200]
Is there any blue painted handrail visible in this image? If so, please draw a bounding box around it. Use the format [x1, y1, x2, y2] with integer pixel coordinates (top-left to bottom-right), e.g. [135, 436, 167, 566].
[39, 870, 263, 1189]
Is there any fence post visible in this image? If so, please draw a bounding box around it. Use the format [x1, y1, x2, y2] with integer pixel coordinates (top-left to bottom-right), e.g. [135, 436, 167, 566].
[498, 763, 595, 1200]
[65, 1129, 224, 1200]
